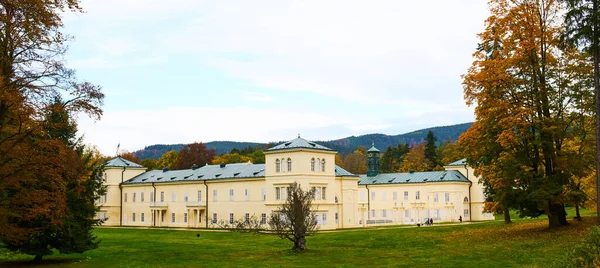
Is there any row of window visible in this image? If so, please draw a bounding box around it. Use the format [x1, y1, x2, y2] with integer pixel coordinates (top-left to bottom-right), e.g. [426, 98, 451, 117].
[274, 158, 327, 173]
[274, 186, 327, 201]
[360, 191, 468, 203]
[366, 209, 470, 219]
[125, 189, 281, 203]
[126, 212, 192, 224]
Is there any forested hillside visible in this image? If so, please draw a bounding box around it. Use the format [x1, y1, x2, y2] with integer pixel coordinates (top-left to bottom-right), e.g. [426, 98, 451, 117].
[132, 122, 473, 160]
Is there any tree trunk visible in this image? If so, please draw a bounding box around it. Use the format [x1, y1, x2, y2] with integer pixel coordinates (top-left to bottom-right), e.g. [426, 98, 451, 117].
[32, 255, 43, 263]
[292, 236, 306, 251]
[575, 204, 582, 221]
[594, 0, 600, 226]
[547, 201, 568, 227]
[503, 206, 512, 224]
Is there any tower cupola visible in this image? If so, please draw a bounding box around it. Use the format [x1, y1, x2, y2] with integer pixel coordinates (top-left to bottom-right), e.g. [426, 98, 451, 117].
[367, 142, 380, 177]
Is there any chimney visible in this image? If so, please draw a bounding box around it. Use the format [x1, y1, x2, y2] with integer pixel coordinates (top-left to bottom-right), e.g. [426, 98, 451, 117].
[163, 167, 169, 172]
[220, 162, 226, 168]
[409, 170, 415, 174]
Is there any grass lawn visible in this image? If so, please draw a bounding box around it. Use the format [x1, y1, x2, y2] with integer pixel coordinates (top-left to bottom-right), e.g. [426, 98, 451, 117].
[0, 208, 597, 268]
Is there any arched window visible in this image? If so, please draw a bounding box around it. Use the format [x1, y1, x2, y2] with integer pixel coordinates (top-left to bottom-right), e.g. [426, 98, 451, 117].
[287, 158, 292, 172]
[275, 159, 280, 173]
[321, 159, 326, 172]
[281, 158, 286, 173]
[317, 158, 321, 172]
[311, 158, 315, 172]
[463, 197, 469, 202]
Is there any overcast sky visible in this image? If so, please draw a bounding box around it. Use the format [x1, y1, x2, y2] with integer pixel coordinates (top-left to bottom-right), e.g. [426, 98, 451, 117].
[64, 0, 490, 155]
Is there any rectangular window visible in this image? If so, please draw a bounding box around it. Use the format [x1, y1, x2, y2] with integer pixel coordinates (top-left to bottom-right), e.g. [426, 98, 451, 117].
[184, 192, 188, 202]
[360, 192, 365, 201]
[445, 192, 450, 202]
[281, 187, 287, 200]
[275, 187, 281, 200]
[434, 193, 438, 202]
[322, 187, 326, 200]
[141, 192, 145, 202]
[213, 189, 217, 201]
[198, 190, 202, 202]
[404, 191, 408, 200]
[229, 189, 234, 201]
[371, 192, 375, 201]
[133, 192, 136, 202]
[382, 209, 387, 218]
[371, 209, 375, 218]
[245, 213, 250, 223]
[382, 192, 387, 201]
[245, 189, 249, 201]
[405, 210, 409, 218]
[184, 213, 188, 223]
[160, 191, 164, 202]
[393, 192, 397, 201]
[416, 191, 420, 200]
[316, 187, 321, 200]
[464, 209, 469, 218]
[161, 213, 164, 222]
[261, 213, 267, 225]
[172, 213, 175, 223]
[124, 193, 128, 202]
[229, 213, 234, 224]
[335, 212, 339, 224]
[141, 213, 145, 222]
[213, 213, 217, 223]
[132, 213, 136, 222]
[262, 188, 266, 201]
[150, 192, 154, 202]
[322, 213, 327, 225]
[100, 195, 106, 203]
[435, 209, 440, 219]
[172, 192, 176, 202]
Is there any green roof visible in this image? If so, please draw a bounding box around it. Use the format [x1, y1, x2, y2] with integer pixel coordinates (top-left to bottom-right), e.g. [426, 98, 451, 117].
[268, 136, 334, 152]
[367, 143, 380, 153]
[358, 170, 469, 185]
[446, 158, 467, 166]
[104, 157, 145, 168]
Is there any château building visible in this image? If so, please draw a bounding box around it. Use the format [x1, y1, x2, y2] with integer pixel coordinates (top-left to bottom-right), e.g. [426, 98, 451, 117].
[97, 137, 494, 229]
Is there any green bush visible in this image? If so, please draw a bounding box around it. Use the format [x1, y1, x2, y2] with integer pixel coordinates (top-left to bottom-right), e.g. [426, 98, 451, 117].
[554, 226, 600, 268]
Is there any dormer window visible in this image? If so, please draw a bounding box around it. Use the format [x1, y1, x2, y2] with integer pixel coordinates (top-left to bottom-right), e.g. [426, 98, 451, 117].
[275, 159, 280, 173]
[311, 158, 315, 172]
[321, 159, 326, 172]
[287, 158, 292, 172]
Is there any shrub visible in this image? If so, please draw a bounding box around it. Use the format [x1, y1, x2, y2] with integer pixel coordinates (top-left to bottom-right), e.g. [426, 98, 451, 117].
[554, 226, 600, 268]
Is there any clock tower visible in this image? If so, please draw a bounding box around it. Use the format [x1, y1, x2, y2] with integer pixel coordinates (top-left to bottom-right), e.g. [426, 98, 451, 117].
[367, 142, 380, 177]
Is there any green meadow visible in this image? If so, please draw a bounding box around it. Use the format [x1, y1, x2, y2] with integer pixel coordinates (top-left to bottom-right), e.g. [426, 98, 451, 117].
[1, 208, 596, 268]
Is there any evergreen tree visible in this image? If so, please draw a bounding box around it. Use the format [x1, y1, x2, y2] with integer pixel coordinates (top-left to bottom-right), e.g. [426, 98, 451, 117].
[424, 131, 439, 170]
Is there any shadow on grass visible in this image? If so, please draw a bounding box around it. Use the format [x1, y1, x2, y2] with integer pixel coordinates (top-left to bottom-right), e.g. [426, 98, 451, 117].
[0, 257, 87, 267]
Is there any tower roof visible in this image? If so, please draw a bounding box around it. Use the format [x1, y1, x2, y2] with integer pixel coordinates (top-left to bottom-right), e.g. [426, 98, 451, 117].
[104, 157, 145, 168]
[267, 136, 334, 152]
[367, 142, 380, 153]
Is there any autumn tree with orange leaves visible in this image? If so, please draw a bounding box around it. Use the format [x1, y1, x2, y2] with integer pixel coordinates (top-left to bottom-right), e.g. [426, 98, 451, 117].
[461, 0, 594, 227]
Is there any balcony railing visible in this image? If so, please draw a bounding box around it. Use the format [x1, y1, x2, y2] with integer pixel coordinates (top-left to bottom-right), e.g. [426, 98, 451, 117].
[150, 202, 168, 208]
[185, 201, 205, 207]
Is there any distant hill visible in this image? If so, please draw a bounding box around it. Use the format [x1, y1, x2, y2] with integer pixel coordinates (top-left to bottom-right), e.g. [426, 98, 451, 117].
[132, 122, 473, 160]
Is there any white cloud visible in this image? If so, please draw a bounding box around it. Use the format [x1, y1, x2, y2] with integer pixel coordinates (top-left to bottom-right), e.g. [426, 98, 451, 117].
[233, 90, 275, 102]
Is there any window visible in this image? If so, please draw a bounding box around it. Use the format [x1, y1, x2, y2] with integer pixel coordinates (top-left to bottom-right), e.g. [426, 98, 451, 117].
[322, 187, 326, 200]
[276, 187, 281, 200]
[382, 192, 387, 201]
[382, 209, 387, 218]
[124, 193, 128, 202]
[141, 213, 145, 222]
[464, 197, 469, 202]
[281, 158, 286, 173]
[229, 213, 234, 224]
[141, 192, 144, 202]
[213, 190, 217, 201]
[281, 187, 287, 200]
[405, 210, 409, 218]
[184, 192, 188, 202]
[316, 187, 321, 200]
[404, 191, 408, 200]
[161, 213, 164, 222]
[360, 192, 365, 201]
[317, 158, 321, 172]
[445, 192, 450, 202]
[198, 190, 202, 202]
[416, 191, 420, 200]
[435, 209, 440, 219]
[322, 213, 327, 225]
[335, 213, 339, 224]
[321, 159, 326, 172]
[229, 189, 234, 201]
[261, 213, 267, 224]
[212, 213, 217, 223]
[172, 192, 176, 202]
[150, 192, 154, 202]
[371, 192, 375, 201]
[393, 192, 397, 201]
[287, 158, 292, 172]
[100, 195, 106, 203]
[371, 209, 375, 218]
[184, 213, 188, 223]
[132, 213, 136, 222]
[160, 191, 164, 202]
[245, 213, 250, 223]
[276, 159, 280, 172]
[133, 192, 136, 202]
[262, 188, 266, 201]
[311, 158, 315, 171]
[172, 213, 175, 223]
[245, 189, 249, 201]
[434, 193, 438, 202]
[464, 209, 469, 218]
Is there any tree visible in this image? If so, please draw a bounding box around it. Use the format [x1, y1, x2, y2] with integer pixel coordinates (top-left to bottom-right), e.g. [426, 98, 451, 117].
[140, 158, 158, 170]
[380, 143, 409, 173]
[343, 147, 367, 174]
[155, 150, 178, 170]
[564, 0, 600, 225]
[438, 139, 464, 165]
[462, 0, 593, 227]
[212, 153, 252, 164]
[399, 143, 431, 172]
[119, 151, 140, 164]
[335, 154, 344, 168]
[424, 131, 439, 170]
[268, 182, 318, 251]
[173, 142, 215, 170]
